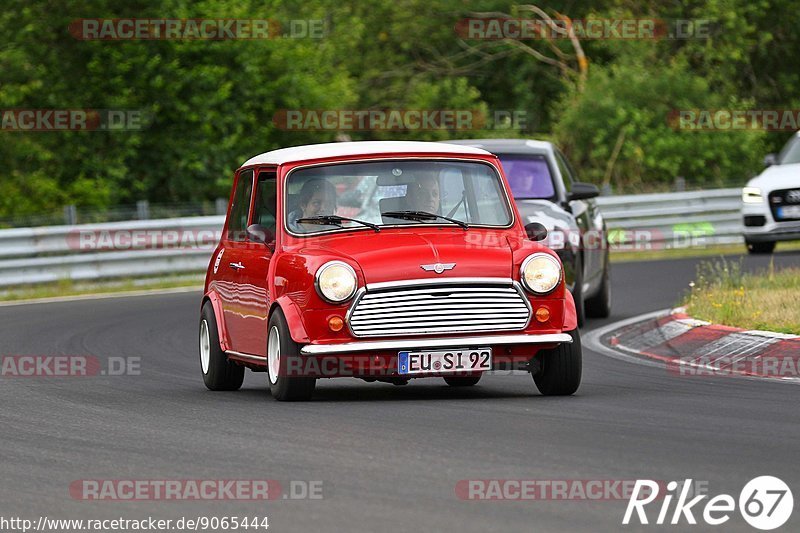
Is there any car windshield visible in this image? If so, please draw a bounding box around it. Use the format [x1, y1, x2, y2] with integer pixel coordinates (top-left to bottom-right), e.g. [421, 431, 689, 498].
[778, 134, 800, 165]
[496, 154, 556, 200]
[285, 160, 512, 234]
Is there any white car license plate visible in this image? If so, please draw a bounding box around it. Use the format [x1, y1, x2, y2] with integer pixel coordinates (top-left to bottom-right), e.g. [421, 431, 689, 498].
[398, 348, 492, 375]
[777, 205, 800, 219]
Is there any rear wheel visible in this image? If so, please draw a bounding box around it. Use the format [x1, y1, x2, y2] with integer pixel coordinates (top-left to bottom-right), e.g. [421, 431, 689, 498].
[267, 309, 316, 401]
[746, 240, 775, 254]
[532, 329, 582, 396]
[200, 302, 244, 391]
[443, 376, 481, 387]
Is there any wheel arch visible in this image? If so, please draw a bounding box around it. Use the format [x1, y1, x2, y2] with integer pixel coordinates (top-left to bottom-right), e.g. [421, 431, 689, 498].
[270, 296, 311, 344]
[201, 291, 231, 352]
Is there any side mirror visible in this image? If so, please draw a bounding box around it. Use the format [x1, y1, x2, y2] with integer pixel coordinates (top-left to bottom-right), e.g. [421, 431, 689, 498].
[568, 182, 600, 201]
[246, 224, 275, 248]
[763, 153, 777, 167]
[524, 222, 548, 242]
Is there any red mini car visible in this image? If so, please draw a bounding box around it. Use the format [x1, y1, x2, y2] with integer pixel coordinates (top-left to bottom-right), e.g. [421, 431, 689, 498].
[200, 141, 581, 401]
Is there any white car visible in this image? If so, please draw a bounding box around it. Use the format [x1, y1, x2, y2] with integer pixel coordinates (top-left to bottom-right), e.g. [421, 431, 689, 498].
[742, 131, 800, 254]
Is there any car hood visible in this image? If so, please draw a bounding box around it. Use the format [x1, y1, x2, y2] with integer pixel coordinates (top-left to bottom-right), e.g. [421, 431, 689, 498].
[306, 229, 514, 284]
[748, 163, 800, 190]
[514, 199, 580, 249]
[515, 199, 574, 231]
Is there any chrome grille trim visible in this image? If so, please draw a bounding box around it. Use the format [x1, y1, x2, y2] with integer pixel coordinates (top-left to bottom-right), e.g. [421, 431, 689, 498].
[347, 278, 532, 338]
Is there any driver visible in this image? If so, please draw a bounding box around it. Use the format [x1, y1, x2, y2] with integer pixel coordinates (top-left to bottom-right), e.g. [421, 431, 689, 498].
[288, 178, 337, 233]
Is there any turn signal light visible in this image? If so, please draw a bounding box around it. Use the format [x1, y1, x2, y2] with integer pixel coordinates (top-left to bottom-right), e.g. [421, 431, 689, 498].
[535, 307, 551, 323]
[328, 316, 345, 332]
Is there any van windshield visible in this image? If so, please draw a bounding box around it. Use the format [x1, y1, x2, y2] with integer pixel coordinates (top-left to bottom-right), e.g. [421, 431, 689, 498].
[285, 160, 513, 234]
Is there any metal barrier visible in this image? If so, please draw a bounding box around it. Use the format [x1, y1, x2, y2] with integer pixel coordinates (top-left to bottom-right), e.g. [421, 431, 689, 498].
[0, 189, 744, 286]
[596, 188, 743, 248]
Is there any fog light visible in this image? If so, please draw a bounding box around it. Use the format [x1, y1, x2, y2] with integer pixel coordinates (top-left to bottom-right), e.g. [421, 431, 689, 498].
[535, 307, 550, 322]
[328, 316, 344, 332]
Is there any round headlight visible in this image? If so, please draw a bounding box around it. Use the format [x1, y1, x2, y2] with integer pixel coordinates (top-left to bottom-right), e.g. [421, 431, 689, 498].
[316, 261, 357, 303]
[520, 253, 561, 294]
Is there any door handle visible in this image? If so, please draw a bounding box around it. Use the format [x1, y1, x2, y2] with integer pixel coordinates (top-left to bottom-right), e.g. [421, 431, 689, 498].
[229, 262, 245, 270]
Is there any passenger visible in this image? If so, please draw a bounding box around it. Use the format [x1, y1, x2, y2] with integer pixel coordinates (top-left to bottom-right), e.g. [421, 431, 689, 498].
[405, 173, 441, 214]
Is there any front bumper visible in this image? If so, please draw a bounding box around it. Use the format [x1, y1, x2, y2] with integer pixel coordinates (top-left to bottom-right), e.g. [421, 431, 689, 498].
[742, 199, 800, 242]
[300, 333, 572, 355]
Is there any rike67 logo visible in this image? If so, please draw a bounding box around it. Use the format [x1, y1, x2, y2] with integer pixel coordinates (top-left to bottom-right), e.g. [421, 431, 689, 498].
[624, 476, 793, 530]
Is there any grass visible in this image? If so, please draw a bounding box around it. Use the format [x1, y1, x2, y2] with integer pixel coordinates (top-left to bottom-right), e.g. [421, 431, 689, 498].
[681, 259, 800, 334]
[0, 274, 205, 303]
[611, 241, 800, 263]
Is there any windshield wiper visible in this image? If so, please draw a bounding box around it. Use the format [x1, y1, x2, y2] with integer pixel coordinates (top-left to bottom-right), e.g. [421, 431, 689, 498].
[296, 215, 380, 232]
[381, 210, 469, 230]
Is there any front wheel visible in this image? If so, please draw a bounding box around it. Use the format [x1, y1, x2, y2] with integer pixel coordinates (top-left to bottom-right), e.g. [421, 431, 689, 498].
[746, 240, 775, 254]
[532, 329, 582, 396]
[585, 256, 611, 318]
[199, 302, 244, 391]
[267, 310, 316, 401]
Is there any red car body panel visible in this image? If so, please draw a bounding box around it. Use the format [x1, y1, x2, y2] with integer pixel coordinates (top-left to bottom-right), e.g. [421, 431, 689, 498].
[203, 145, 577, 372]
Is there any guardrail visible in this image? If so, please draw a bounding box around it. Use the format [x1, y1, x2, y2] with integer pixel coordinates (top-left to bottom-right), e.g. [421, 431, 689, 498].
[596, 188, 742, 248]
[0, 189, 744, 286]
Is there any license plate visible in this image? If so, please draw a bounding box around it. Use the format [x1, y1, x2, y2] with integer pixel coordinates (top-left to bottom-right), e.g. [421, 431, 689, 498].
[398, 348, 492, 375]
[777, 205, 800, 219]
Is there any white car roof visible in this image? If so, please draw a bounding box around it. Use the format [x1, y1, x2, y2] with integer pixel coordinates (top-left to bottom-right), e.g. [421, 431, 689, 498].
[241, 141, 492, 167]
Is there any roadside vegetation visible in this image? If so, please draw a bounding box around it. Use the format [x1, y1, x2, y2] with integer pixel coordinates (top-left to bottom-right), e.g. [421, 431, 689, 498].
[0, 275, 204, 303]
[682, 259, 800, 334]
[611, 242, 800, 263]
[2, 0, 799, 224]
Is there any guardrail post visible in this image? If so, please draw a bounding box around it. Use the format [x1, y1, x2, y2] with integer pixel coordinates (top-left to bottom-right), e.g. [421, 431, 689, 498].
[64, 205, 77, 225]
[215, 198, 228, 215]
[136, 200, 150, 220]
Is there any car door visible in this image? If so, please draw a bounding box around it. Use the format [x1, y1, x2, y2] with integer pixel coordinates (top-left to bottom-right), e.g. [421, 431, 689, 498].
[232, 168, 277, 356]
[219, 168, 255, 354]
[555, 150, 603, 288]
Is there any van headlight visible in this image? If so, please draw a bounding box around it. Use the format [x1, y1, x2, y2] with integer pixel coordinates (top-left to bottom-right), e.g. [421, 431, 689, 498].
[520, 253, 561, 294]
[315, 261, 357, 303]
[742, 187, 763, 204]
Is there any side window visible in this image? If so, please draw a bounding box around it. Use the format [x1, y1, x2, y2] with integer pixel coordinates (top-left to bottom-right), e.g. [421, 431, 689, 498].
[555, 150, 575, 193]
[227, 169, 253, 241]
[254, 170, 278, 239]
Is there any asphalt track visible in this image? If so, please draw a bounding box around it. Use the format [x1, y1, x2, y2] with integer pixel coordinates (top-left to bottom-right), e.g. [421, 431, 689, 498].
[1, 251, 799, 533]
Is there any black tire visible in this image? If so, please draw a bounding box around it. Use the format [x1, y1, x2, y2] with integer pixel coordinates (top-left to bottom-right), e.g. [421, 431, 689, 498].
[200, 302, 244, 391]
[267, 309, 316, 402]
[585, 254, 611, 318]
[572, 255, 586, 328]
[443, 376, 481, 387]
[746, 240, 775, 254]
[533, 328, 582, 396]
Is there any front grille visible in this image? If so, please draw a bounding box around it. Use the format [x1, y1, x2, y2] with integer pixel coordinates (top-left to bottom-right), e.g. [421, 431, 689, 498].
[348, 282, 531, 337]
[769, 188, 800, 221]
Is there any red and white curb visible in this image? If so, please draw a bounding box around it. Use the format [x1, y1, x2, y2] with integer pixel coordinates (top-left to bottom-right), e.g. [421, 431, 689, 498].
[583, 309, 800, 383]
